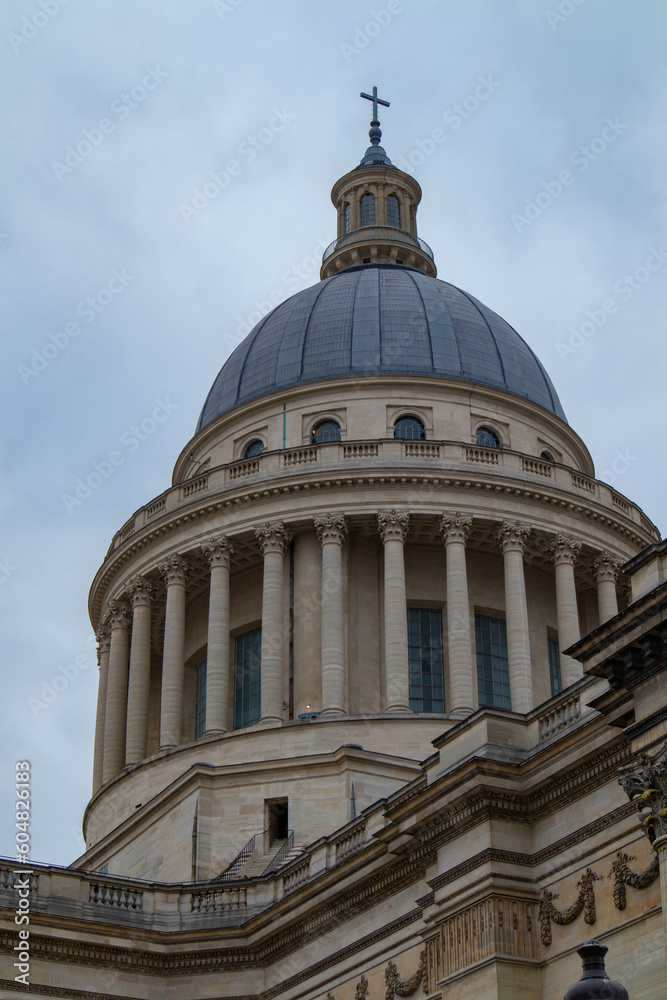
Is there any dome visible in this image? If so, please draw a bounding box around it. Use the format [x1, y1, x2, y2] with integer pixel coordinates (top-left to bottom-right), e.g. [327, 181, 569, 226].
[197, 263, 566, 431]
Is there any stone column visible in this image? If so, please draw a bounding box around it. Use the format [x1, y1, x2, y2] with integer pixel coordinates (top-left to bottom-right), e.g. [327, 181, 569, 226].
[378, 510, 411, 712]
[255, 522, 291, 724]
[201, 536, 235, 734]
[125, 576, 153, 765]
[314, 513, 347, 716]
[595, 550, 622, 623]
[92, 624, 111, 793]
[439, 513, 474, 716]
[102, 602, 130, 783]
[550, 533, 583, 688]
[158, 555, 188, 749]
[496, 521, 532, 713]
[293, 531, 322, 716]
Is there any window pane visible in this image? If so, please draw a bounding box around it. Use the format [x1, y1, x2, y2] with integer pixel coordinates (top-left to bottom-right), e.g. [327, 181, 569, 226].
[408, 608, 445, 712]
[394, 416, 425, 440]
[194, 658, 207, 738]
[234, 629, 262, 729]
[344, 203, 350, 234]
[387, 195, 401, 228]
[244, 439, 264, 458]
[313, 420, 341, 443]
[360, 193, 376, 226]
[476, 426, 500, 448]
[548, 636, 562, 697]
[475, 615, 511, 710]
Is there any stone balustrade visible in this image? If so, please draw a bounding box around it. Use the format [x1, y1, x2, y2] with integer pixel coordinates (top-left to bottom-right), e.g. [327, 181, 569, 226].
[103, 440, 657, 558]
[537, 692, 582, 742]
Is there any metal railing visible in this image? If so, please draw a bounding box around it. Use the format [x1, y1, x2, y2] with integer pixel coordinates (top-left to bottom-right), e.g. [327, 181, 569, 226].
[213, 829, 267, 883]
[261, 830, 295, 876]
[322, 226, 434, 263]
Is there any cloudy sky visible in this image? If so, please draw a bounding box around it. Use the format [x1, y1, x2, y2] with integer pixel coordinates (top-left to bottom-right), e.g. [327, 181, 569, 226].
[1, 0, 665, 867]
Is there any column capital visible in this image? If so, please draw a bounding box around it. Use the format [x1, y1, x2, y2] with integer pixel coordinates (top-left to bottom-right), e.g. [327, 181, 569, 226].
[314, 512, 348, 546]
[106, 600, 130, 630]
[126, 575, 154, 607]
[618, 741, 667, 846]
[95, 623, 111, 661]
[439, 512, 472, 544]
[594, 549, 623, 582]
[378, 509, 409, 544]
[496, 520, 531, 554]
[201, 535, 235, 569]
[159, 554, 188, 586]
[255, 521, 291, 555]
[550, 532, 582, 566]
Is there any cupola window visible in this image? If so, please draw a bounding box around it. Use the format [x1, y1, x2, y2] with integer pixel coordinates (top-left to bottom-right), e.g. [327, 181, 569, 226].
[244, 439, 264, 459]
[343, 203, 350, 234]
[312, 420, 341, 444]
[387, 195, 401, 229]
[360, 193, 376, 227]
[394, 415, 425, 440]
[476, 426, 501, 449]
[540, 450, 555, 463]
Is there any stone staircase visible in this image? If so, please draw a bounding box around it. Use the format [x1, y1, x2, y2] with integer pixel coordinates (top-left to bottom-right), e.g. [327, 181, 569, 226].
[214, 830, 302, 882]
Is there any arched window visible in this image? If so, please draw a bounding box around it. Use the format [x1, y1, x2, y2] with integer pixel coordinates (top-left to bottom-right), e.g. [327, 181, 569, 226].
[244, 439, 264, 458]
[394, 415, 425, 440]
[387, 194, 401, 229]
[540, 450, 555, 463]
[476, 426, 501, 449]
[343, 203, 350, 234]
[360, 193, 376, 227]
[312, 419, 341, 444]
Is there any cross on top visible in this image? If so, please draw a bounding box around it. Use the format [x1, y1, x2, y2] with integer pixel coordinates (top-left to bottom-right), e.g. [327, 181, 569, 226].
[360, 86, 390, 124]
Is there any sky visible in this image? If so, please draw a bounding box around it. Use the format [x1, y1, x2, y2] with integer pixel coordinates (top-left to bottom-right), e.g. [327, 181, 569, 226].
[1, 0, 665, 867]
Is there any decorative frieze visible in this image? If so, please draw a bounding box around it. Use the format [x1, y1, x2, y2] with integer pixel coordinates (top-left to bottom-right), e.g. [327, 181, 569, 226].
[314, 512, 348, 546]
[439, 896, 537, 978]
[618, 741, 667, 845]
[378, 509, 410, 543]
[539, 868, 602, 946]
[609, 851, 660, 910]
[255, 521, 291, 555]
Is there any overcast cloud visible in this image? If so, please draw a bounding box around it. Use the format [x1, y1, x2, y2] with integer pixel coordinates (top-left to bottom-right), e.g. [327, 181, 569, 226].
[1, 0, 665, 866]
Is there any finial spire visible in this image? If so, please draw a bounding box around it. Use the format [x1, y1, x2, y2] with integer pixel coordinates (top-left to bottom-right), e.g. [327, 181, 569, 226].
[360, 86, 390, 145]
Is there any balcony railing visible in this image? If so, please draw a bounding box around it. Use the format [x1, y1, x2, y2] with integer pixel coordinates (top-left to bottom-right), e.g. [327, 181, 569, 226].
[322, 226, 434, 264]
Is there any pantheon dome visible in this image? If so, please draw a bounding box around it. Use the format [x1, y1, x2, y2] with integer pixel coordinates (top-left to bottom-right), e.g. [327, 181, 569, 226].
[80, 102, 658, 896]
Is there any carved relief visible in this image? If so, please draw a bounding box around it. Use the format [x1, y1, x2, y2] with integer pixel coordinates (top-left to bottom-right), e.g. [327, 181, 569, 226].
[439, 512, 472, 544]
[539, 868, 602, 946]
[314, 512, 348, 546]
[355, 977, 369, 1000]
[495, 520, 530, 553]
[441, 896, 537, 977]
[255, 521, 292, 555]
[385, 950, 426, 1000]
[378, 509, 410, 544]
[618, 741, 667, 844]
[608, 851, 660, 910]
[201, 535, 235, 568]
[550, 532, 582, 565]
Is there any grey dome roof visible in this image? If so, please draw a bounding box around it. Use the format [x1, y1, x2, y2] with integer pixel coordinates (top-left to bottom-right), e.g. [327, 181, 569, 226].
[197, 264, 566, 430]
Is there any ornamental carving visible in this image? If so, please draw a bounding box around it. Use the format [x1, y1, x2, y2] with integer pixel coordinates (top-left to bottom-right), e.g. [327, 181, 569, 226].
[95, 623, 111, 659]
[439, 512, 472, 544]
[594, 550, 623, 583]
[550, 532, 582, 566]
[608, 851, 660, 910]
[618, 741, 667, 845]
[355, 975, 369, 1000]
[378, 510, 410, 544]
[495, 520, 530, 553]
[385, 949, 426, 1000]
[539, 868, 602, 946]
[126, 575, 154, 607]
[158, 554, 188, 586]
[201, 535, 235, 568]
[314, 512, 348, 546]
[105, 600, 130, 630]
[255, 522, 291, 555]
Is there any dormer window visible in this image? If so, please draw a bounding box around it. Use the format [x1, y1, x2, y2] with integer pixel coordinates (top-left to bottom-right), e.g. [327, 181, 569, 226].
[394, 415, 425, 440]
[360, 193, 376, 227]
[476, 426, 501, 448]
[312, 420, 341, 444]
[387, 195, 401, 229]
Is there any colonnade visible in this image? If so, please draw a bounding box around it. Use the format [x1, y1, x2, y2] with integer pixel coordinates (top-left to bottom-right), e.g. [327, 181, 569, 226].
[91, 513, 624, 793]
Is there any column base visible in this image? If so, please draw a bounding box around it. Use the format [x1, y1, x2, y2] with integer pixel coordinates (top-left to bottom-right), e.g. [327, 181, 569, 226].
[203, 728, 228, 737]
[449, 706, 474, 719]
[385, 704, 412, 713]
[159, 742, 177, 751]
[258, 716, 283, 727]
[320, 707, 346, 718]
